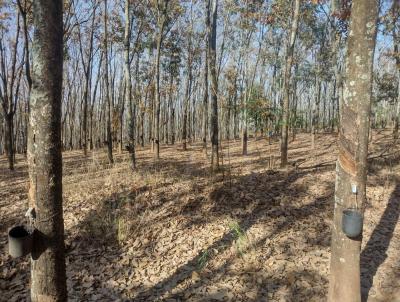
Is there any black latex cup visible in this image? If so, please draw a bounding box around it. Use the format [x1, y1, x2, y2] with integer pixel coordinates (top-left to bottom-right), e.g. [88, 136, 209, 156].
[8, 225, 32, 258]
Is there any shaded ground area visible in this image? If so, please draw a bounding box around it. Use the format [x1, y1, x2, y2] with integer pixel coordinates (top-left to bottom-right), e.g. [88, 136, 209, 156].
[0, 131, 399, 301]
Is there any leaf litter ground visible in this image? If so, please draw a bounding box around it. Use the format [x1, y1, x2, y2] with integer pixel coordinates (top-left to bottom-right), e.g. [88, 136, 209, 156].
[0, 131, 399, 301]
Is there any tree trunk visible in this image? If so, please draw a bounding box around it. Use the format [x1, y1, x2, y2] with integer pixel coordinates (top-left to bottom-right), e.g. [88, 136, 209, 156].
[291, 75, 298, 142]
[17, 0, 32, 158]
[182, 99, 188, 151]
[191, 91, 196, 142]
[392, 2, 400, 140]
[202, 1, 210, 156]
[171, 107, 175, 145]
[182, 59, 192, 151]
[90, 51, 102, 151]
[124, 0, 135, 169]
[226, 95, 231, 140]
[4, 114, 14, 170]
[188, 100, 192, 143]
[280, 0, 300, 167]
[330, 24, 341, 136]
[154, 3, 167, 160]
[82, 77, 89, 155]
[82, 13, 95, 157]
[166, 75, 173, 144]
[311, 75, 321, 150]
[209, 0, 219, 171]
[394, 95, 400, 139]
[0, 13, 20, 170]
[242, 125, 248, 155]
[328, 1, 378, 301]
[242, 86, 248, 155]
[29, 1, 67, 300]
[233, 75, 238, 140]
[141, 111, 145, 147]
[104, 0, 113, 164]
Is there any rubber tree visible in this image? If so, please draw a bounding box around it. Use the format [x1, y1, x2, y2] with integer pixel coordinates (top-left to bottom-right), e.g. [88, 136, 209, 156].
[240, 30, 253, 157]
[311, 59, 321, 150]
[280, 0, 300, 167]
[104, 0, 113, 164]
[182, 9, 195, 152]
[328, 0, 378, 301]
[209, 0, 219, 171]
[17, 0, 32, 156]
[391, 0, 400, 139]
[0, 12, 21, 170]
[202, 0, 210, 156]
[28, 0, 67, 300]
[154, 0, 169, 160]
[181, 56, 193, 151]
[77, 2, 96, 156]
[124, 0, 136, 169]
[329, 0, 342, 133]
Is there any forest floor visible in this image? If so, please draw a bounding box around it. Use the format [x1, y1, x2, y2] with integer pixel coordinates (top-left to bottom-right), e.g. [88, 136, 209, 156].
[1, 130, 400, 302]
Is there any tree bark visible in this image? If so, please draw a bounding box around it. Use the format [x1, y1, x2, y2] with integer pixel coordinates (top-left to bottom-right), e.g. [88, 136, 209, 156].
[104, 0, 113, 164]
[209, 0, 219, 171]
[392, 1, 400, 139]
[90, 51, 103, 151]
[328, 1, 378, 301]
[166, 74, 173, 144]
[4, 113, 14, 170]
[242, 85, 248, 155]
[0, 13, 20, 170]
[17, 0, 32, 95]
[80, 6, 96, 156]
[154, 1, 168, 160]
[311, 73, 321, 150]
[202, 0, 210, 156]
[171, 106, 175, 145]
[182, 52, 192, 151]
[29, 1, 67, 300]
[17, 0, 32, 159]
[124, 0, 135, 169]
[280, 0, 300, 167]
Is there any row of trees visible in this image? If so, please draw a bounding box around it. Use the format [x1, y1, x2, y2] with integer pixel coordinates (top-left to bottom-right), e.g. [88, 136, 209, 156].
[0, 0, 398, 172]
[0, 0, 392, 301]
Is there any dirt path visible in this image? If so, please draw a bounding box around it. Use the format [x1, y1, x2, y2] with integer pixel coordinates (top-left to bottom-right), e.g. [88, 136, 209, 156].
[1, 131, 399, 301]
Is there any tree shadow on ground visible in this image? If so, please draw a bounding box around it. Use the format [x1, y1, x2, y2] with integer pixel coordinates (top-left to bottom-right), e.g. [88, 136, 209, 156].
[360, 181, 400, 301]
[127, 167, 333, 301]
[2, 130, 397, 301]
[65, 191, 130, 300]
[59, 136, 400, 301]
[63, 161, 334, 300]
